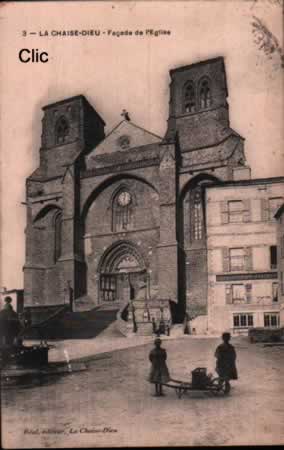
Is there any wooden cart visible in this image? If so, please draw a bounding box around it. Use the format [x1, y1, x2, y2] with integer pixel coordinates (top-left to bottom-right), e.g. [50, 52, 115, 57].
[161, 368, 230, 399]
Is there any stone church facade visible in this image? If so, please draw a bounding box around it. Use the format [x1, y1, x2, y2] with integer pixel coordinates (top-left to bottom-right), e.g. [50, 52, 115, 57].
[23, 57, 284, 333]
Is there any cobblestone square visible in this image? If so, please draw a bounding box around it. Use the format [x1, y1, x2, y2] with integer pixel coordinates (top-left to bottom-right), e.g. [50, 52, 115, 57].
[2, 337, 284, 447]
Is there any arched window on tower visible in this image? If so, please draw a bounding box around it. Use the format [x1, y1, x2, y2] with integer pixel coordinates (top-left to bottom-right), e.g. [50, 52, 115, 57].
[55, 116, 69, 144]
[54, 211, 62, 262]
[199, 78, 212, 109]
[183, 82, 196, 113]
[191, 188, 203, 241]
[112, 190, 133, 232]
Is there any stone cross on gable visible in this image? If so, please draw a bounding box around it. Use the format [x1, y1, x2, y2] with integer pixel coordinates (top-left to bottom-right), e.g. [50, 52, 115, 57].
[121, 109, 130, 121]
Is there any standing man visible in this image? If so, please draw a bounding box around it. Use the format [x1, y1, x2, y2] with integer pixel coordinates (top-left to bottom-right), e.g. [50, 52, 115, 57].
[0, 297, 22, 346]
[215, 332, 238, 394]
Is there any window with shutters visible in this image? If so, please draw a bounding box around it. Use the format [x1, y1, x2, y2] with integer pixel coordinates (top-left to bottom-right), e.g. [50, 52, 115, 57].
[270, 246, 277, 269]
[245, 283, 252, 303]
[269, 197, 283, 220]
[260, 198, 269, 222]
[228, 200, 243, 223]
[220, 201, 229, 224]
[228, 283, 252, 304]
[272, 282, 278, 302]
[225, 285, 232, 304]
[244, 247, 253, 271]
[229, 248, 245, 271]
[264, 313, 280, 328]
[233, 313, 254, 328]
[232, 284, 245, 303]
[222, 248, 230, 272]
[242, 199, 251, 222]
[223, 247, 252, 272]
[281, 272, 284, 295]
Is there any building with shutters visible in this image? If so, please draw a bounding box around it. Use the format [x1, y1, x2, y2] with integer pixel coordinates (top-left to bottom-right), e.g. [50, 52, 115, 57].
[275, 203, 284, 327]
[206, 180, 284, 334]
[23, 57, 284, 334]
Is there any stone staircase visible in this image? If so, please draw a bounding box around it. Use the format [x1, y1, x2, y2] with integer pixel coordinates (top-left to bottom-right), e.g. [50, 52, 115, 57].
[74, 295, 98, 312]
[135, 322, 153, 336]
[26, 302, 121, 340]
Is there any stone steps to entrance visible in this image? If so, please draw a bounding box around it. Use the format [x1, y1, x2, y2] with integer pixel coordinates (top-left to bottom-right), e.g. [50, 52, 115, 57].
[97, 301, 121, 311]
[135, 322, 153, 336]
[25, 305, 120, 340]
[74, 295, 97, 312]
[74, 296, 121, 312]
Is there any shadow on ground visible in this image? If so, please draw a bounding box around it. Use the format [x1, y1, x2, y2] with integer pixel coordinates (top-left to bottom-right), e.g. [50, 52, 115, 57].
[24, 306, 119, 340]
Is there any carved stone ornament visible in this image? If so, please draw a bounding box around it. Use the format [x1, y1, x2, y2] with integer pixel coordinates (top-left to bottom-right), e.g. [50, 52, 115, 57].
[117, 134, 131, 150]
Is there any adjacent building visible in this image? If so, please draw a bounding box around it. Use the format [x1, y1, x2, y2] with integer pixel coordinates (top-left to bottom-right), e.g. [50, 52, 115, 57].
[207, 180, 283, 335]
[275, 203, 284, 326]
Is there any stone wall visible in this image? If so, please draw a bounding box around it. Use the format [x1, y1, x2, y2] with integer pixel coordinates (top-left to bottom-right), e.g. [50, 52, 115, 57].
[83, 177, 160, 305]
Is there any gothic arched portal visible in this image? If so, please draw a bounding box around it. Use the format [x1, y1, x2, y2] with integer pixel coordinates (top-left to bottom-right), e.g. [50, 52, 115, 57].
[98, 241, 148, 303]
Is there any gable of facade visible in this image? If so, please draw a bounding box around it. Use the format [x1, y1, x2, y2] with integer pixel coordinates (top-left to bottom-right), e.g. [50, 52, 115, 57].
[87, 120, 161, 158]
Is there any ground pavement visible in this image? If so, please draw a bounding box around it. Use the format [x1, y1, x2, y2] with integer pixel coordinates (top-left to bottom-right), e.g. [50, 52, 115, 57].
[2, 334, 284, 448]
[25, 321, 187, 363]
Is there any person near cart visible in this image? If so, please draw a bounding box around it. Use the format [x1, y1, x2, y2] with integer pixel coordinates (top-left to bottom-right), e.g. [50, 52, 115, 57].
[215, 332, 238, 393]
[148, 338, 170, 396]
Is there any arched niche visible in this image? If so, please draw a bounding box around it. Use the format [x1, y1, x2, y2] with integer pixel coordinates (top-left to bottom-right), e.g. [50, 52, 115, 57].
[32, 205, 63, 266]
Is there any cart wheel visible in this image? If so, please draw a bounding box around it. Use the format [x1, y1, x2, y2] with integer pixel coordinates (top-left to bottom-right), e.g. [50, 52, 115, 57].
[218, 379, 227, 395]
[210, 378, 219, 396]
[211, 378, 228, 396]
[224, 382, 231, 395]
[178, 388, 184, 398]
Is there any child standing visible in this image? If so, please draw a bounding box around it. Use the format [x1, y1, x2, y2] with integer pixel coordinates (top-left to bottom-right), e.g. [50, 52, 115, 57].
[148, 338, 170, 396]
[215, 332, 238, 394]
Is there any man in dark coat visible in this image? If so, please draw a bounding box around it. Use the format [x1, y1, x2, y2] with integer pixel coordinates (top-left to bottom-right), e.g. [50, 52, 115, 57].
[215, 332, 238, 393]
[148, 338, 170, 396]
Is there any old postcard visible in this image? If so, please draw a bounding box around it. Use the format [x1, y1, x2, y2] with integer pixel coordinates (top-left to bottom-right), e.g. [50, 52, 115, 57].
[0, 0, 283, 448]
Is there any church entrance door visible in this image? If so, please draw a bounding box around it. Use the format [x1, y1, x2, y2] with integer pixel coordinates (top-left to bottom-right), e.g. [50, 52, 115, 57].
[98, 242, 147, 303]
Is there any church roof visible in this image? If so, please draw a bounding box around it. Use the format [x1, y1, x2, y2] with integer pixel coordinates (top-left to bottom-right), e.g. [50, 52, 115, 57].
[87, 119, 162, 160]
[182, 133, 243, 169]
[175, 117, 244, 150]
[28, 167, 44, 180]
[170, 57, 225, 75]
[42, 95, 106, 125]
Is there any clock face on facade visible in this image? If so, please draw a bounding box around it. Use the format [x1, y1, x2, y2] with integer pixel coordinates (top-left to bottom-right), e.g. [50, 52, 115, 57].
[118, 191, 131, 206]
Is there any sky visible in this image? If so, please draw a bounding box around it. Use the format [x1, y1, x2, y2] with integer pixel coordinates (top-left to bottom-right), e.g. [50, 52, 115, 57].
[0, 0, 283, 289]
